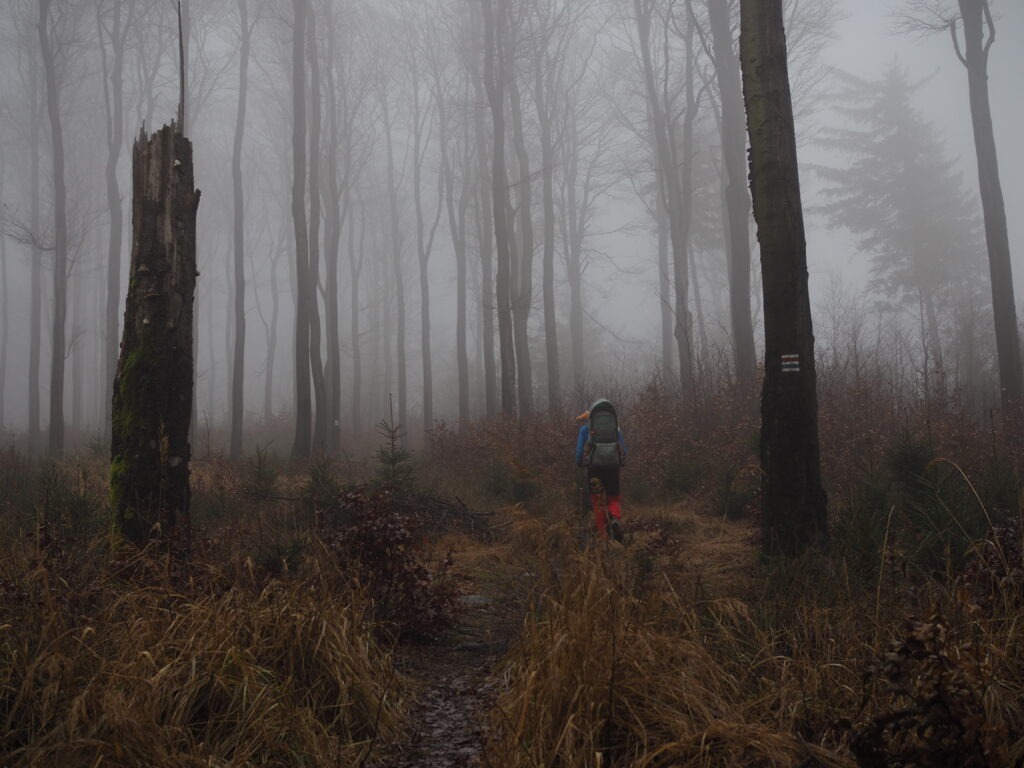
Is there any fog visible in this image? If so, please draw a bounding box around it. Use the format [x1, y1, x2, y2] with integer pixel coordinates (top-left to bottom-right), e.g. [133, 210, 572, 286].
[0, 0, 1021, 455]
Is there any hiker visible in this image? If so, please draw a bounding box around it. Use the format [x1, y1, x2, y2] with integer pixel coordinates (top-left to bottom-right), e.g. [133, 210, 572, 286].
[575, 399, 627, 542]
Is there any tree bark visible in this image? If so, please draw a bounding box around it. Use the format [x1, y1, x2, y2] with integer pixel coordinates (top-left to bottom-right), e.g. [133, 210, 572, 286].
[0, 149, 7, 431]
[98, 0, 131, 443]
[634, 0, 694, 393]
[29, 53, 42, 453]
[306, 6, 328, 453]
[482, 0, 517, 417]
[290, 0, 312, 459]
[229, 0, 250, 460]
[508, 71, 534, 417]
[956, 0, 1021, 414]
[110, 122, 199, 549]
[39, 0, 68, 458]
[379, 84, 408, 433]
[470, 2, 498, 418]
[708, 0, 756, 385]
[535, 53, 561, 414]
[740, 0, 827, 556]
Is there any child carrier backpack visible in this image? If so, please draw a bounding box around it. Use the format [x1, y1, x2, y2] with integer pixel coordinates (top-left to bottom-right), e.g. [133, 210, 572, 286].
[586, 399, 622, 468]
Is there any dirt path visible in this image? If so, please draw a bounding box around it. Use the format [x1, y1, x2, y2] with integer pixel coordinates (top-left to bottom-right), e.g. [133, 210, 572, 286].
[369, 593, 516, 768]
[367, 503, 757, 767]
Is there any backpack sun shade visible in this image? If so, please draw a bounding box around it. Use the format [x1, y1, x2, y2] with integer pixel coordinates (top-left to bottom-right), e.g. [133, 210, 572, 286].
[586, 399, 621, 468]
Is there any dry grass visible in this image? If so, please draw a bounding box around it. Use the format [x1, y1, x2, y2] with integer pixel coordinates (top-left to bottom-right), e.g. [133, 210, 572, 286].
[0, 543, 404, 767]
[482, 495, 1024, 768]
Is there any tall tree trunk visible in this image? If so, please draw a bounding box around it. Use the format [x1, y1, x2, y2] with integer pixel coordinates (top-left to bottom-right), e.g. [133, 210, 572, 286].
[70, 263, 84, 437]
[322, 2, 345, 455]
[440, 77, 472, 424]
[306, 7, 328, 452]
[708, 0, 756, 385]
[562, 111, 585, 391]
[634, 0, 694, 392]
[0, 149, 7, 431]
[471, 14, 498, 418]
[229, 0, 250, 460]
[508, 74, 533, 417]
[482, 0, 516, 417]
[380, 87, 407, 433]
[535, 57, 560, 413]
[350, 198, 365, 438]
[412, 60, 443, 441]
[740, 0, 827, 556]
[675, 18, 698, 394]
[98, 0, 131, 443]
[29, 57, 42, 453]
[656, 189, 675, 380]
[39, 0, 68, 458]
[111, 122, 199, 550]
[290, 0, 312, 458]
[956, 0, 1021, 414]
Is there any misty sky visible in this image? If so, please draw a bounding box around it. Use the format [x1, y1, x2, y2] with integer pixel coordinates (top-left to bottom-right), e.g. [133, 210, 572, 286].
[1, 0, 1022, 442]
[805, 0, 1024, 292]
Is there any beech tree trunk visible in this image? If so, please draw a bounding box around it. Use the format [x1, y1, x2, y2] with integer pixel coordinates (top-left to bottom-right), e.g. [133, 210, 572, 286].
[470, 5, 498, 418]
[306, 7, 328, 452]
[99, 0, 132, 442]
[39, 0, 68, 457]
[740, 0, 827, 556]
[482, 0, 517, 417]
[708, 0, 756, 385]
[509, 74, 534, 417]
[0, 149, 7, 430]
[957, 0, 1021, 414]
[110, 122, 199, 549]
[229, 0, 250, 460]
[290, 0, 312, 458]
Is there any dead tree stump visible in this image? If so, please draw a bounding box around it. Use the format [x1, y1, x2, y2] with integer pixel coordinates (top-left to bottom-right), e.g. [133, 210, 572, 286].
[110, 122, 199, 550]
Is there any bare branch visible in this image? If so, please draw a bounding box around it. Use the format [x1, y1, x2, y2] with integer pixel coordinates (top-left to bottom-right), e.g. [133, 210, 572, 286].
[891, 0, 955, 37]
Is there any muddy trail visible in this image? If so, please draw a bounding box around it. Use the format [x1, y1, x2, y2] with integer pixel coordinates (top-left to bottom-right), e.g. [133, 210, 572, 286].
[368, 592, 518, 768]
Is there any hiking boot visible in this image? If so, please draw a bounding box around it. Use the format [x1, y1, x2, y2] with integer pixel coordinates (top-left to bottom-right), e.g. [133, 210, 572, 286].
[609, 518, 623, 543]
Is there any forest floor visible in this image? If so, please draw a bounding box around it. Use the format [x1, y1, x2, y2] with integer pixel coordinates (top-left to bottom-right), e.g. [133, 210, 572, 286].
[369, 500, 760, 767]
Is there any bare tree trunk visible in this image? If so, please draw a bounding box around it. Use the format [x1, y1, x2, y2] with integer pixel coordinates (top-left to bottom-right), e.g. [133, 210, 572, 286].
[535, 54, 560, 414]
[350, 198, 365, 438]
[673, 15, 698, 395]
[379, 86, 407, 433]
[98, 0, 132, 443]
[740, 0, 827, 556]
[229, 0, 250, 460]
[956, 0, 1021, 414]
[482, 0, 517, 417]
[411, 54, 444, 441]
[322, 1, 346, 455]
[708, 0, 756, 385]
[508, 74, 534, 417]
[111, 122, 199, 550]
[306, 7, 328, 453]
[29, 57, 42, 453]
[440, 84, 473, 424]
[562, 109, 585, 391]
[0, 149, 7, 431]
[290, 0, 312, 459]
[656, 190, 675, 381]
[634, 0, 694, 392]
[470, 11, 498, 418]
[39, 0, 68, 458]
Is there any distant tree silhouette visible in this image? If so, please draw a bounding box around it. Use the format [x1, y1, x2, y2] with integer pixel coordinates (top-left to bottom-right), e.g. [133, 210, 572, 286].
[814, 62, 987, 397]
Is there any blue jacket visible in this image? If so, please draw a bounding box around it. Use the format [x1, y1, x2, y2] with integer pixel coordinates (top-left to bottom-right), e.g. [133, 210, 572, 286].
[576, 424, 627, 466]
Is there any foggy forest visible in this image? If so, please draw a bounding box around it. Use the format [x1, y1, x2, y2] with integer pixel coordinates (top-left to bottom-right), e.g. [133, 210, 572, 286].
[2, 0, 1024, 766]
